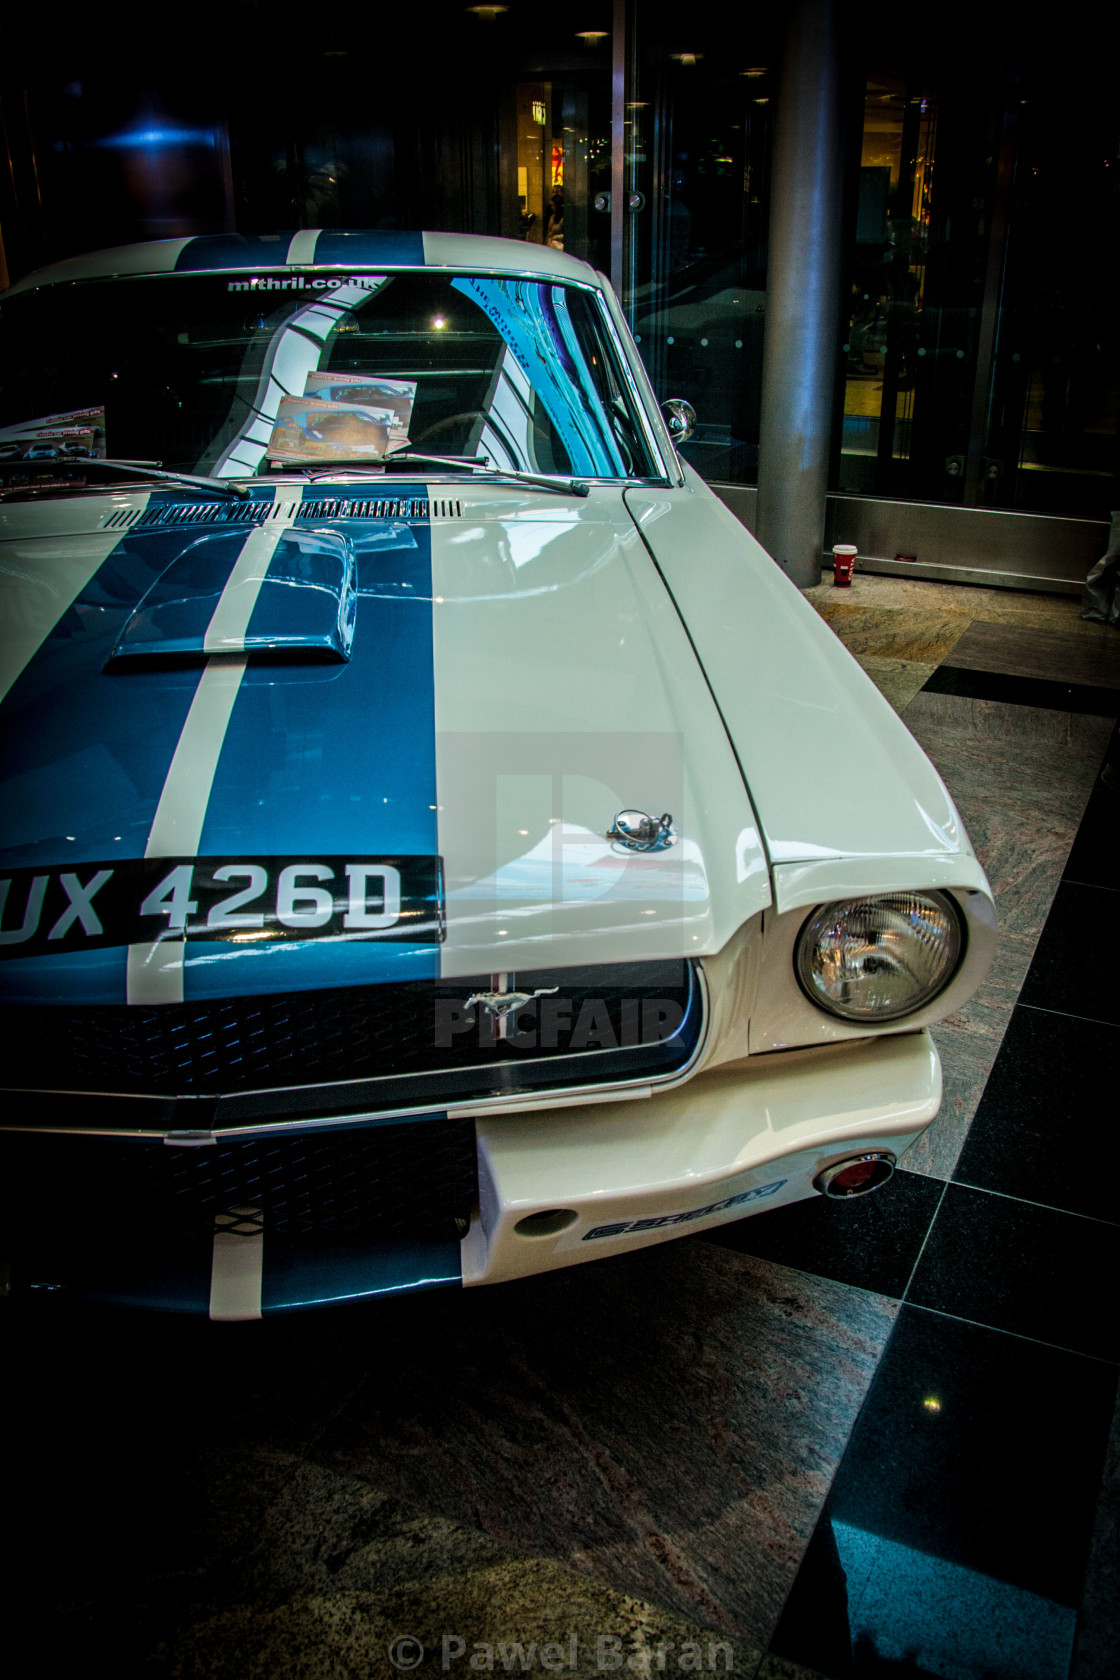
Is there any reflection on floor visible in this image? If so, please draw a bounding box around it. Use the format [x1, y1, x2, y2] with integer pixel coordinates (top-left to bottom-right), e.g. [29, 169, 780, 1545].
[6, 572, 1119, 1679]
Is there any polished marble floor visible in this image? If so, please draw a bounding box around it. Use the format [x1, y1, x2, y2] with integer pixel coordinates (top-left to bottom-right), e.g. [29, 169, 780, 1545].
[5, 573, 1118, 1679]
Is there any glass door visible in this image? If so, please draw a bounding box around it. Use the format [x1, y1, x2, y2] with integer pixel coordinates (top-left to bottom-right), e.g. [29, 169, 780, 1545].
[627, 7, 778, 483]
[983, 80, 1119, 516]
[835, 56, 1118, 521]
[507, 77, 613, 275]
[837, 74, 937, 498]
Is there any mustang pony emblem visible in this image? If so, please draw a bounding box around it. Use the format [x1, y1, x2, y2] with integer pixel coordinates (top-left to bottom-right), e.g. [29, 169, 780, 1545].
[465, 985, 560, 1040]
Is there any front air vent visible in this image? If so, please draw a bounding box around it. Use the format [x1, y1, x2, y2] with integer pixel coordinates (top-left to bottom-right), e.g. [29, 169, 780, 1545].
[104, 501, 290, 530]
[294, 497, 445, 521]
[102, 496, 457, 532]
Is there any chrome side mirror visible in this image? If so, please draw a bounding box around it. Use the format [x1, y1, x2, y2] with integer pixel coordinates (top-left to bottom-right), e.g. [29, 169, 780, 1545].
[660, 398, 696, 446]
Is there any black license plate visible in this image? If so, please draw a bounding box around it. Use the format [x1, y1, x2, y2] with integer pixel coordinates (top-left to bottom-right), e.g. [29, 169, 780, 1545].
[0, 855, 444, 959]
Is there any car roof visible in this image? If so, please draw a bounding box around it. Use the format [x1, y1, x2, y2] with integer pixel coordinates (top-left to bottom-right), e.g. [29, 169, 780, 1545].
[3, 230, 603, 297]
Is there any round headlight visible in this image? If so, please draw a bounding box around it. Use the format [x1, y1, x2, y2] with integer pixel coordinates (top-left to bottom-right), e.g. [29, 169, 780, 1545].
[795, 891, 963, 1023]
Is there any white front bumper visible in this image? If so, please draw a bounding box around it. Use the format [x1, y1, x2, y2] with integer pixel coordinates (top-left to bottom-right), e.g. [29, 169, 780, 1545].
[462, 1028, 940, 1284]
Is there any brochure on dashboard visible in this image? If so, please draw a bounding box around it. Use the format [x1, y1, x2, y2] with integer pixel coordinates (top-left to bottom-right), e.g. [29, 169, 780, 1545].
[267, 376, 416, 462]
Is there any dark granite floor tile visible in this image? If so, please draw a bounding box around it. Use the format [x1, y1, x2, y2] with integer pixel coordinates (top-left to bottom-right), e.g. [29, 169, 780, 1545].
[909, 1007, 1015, 1181]
[701, 1169, 943, 1298]
[770, 1308, 1118, 1679]
[1063, 781, 1120, 892]
[1063, 726, 1120, 890]
[955, 1006, 1120, 1222]
[946, 621, 1120, 688]
[904, 690, 1113, 786]
[1071, 1373, 1120, 1680]
[1018, 881, 1120, 1026]
[922, 665, 1120, 716]
[313, 1242, 897, 1646]
[906, 1183, 1120, 1359]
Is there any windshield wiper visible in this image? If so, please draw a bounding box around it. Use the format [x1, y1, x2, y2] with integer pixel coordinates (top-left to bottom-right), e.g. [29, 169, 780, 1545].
[276, 452, 590, 498]
[391, 454, 591, 497]
[88, 460, 251, 498]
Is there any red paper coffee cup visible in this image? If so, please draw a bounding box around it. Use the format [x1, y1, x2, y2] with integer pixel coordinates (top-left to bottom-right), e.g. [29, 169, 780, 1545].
[832, 544, 857, 587]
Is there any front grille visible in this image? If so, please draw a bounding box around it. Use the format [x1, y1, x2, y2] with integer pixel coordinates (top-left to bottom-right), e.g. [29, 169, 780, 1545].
[2, 960, 702, 1131]
[0, 1115, 477, 1241]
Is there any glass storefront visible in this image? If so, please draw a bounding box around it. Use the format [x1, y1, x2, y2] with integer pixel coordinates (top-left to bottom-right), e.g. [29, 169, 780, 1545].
[835, 54, 1118, 520]
[986, 76, 1118, 517]
[837, 73, 937, 499]
[1, 5, 1114, 527]
[627, 14, 777, 485]
[508, 75, 612, 275]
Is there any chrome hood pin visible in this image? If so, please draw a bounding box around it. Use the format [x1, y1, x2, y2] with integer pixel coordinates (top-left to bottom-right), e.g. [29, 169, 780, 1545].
[606, 810, 677, 853]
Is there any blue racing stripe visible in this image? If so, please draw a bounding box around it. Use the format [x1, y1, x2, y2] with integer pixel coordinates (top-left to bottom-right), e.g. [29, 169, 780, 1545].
[0, 488, 283, 1005]
[185, 498, 440, 997]
[174, 233, 296, 271]
[313, 230, 425, 267]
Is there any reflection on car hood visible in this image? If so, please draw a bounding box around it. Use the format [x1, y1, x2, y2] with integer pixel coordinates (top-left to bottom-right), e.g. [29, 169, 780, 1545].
[0, 482, 769, 1005]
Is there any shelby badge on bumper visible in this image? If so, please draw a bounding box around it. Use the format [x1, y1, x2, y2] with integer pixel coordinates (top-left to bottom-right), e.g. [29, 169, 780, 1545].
[0, 856, 445, 956]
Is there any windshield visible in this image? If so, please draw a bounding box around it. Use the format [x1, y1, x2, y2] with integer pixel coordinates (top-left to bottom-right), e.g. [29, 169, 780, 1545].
[0, 270, 661, 482]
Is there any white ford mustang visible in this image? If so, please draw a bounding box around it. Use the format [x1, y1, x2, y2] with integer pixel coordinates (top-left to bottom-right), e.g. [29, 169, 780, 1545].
[0, 231, 994, 1317]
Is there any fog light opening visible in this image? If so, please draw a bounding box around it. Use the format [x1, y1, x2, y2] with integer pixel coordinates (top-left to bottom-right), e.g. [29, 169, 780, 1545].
[814, 1152, 896, 1199]
[514, 1208, 580, 1238]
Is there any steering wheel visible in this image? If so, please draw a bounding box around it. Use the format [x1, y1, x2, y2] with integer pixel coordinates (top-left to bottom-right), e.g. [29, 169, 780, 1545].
[410, 411, 487, 446]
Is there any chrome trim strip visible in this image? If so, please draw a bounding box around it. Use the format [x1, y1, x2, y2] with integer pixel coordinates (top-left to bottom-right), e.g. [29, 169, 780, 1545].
[1, 1015, 694, 1104]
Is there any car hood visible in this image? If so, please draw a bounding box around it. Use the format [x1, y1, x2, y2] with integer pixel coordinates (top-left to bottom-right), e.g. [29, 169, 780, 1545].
[0, 482, 770, 1006]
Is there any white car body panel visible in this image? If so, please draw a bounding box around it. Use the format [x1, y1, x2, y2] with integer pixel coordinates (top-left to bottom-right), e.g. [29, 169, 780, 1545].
[463, 1027, 941, 1284]
[430, 485, 771, 975]
[624, 475, 982, 876]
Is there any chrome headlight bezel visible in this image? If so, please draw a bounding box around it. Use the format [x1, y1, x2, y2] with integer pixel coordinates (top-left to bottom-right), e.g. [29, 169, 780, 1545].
[794, 890, 966, 1024]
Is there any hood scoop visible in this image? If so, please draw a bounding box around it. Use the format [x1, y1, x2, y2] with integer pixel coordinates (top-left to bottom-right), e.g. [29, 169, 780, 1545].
[108, 527, 356, 666]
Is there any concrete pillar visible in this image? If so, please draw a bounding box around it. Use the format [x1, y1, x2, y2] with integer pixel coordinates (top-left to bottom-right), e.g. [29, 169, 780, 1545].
[755, 0, 844, 588]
